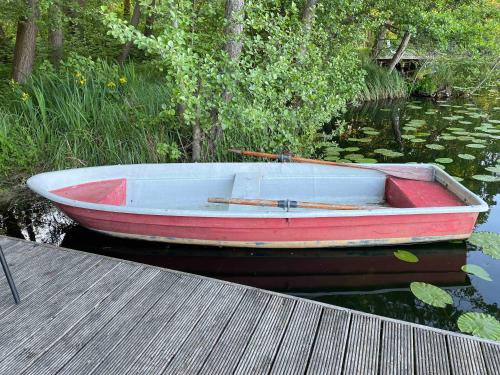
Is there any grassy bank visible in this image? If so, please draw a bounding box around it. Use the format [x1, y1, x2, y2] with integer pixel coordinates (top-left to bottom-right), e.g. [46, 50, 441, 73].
[355, 62, 408, 102]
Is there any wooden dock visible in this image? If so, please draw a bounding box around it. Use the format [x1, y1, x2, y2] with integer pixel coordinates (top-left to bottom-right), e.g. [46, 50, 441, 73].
[0, 235, 498, 374]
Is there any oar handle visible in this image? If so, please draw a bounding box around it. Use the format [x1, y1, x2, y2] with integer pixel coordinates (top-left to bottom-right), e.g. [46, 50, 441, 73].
[208, 197, 383, 211]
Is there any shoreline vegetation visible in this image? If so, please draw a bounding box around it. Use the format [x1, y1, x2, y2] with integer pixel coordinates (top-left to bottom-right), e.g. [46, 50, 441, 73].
[0, 0, 498, 186]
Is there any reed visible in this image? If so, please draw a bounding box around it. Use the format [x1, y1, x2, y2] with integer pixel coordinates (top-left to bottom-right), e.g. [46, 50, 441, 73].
[0, 61, 179, 179]
[356, 61, 409, 102]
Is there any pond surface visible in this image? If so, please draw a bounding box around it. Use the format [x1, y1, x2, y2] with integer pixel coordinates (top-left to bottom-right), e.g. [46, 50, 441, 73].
[1, 90, 499, 335]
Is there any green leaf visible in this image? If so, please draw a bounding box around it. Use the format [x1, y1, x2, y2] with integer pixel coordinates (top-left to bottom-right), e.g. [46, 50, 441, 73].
[425, 144, 445, 150]
[485, 166, 500, 173]
[466, 143, 486, 149]
[394, 250, 419, 263]
[461, 264, 492, 281]
[457, 313, 500, 341]
[458, 154, 475, 160]
[435, 158, 453, 164]
[468, 232, 500, 259]
[410, 282, 453, 308]
[472, 175, 500, 182]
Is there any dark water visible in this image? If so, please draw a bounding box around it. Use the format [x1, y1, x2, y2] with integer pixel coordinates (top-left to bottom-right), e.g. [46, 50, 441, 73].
[1, 91, 499, 334]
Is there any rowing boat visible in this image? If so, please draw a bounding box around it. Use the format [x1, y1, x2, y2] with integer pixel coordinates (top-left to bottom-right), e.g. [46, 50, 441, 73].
[27, 163, 488, 248]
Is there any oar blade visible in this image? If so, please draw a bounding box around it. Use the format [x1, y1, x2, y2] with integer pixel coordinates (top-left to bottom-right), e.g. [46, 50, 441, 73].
[367, 165, 434, 181]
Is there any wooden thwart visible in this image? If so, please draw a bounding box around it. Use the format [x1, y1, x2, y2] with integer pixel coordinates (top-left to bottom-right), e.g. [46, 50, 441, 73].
[208, 197, 384, 211]
[229, 149, 434, 181]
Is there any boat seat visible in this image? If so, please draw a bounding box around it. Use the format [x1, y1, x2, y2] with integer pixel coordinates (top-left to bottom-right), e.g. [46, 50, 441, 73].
[230, 172, 262, 210]
[385, 177, 464, 208]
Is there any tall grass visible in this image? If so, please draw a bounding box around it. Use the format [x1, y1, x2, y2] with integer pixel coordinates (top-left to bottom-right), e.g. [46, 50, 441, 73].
[355, 61, 408, 102]
[0, 61, 179, 180]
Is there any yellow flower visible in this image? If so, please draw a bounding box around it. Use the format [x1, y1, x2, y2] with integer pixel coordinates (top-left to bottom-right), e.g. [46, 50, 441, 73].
[75, 71, 82, 78]
[21, 92, 30, 102]
[107, 81, 116, 89]
[119, 76, 127, 85]
[79, 77, 86, 86]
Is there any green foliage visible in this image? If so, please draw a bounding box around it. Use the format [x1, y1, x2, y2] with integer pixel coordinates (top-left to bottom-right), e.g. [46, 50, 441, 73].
[468, 232, 500, 259]
[0, 59, 178, 177]
[393, 250, 419, 263]
[410, 281, 453, 308]
[356, 61, 408, 102]
[461, 264, 493, 282]
[457, 312, 500, 341]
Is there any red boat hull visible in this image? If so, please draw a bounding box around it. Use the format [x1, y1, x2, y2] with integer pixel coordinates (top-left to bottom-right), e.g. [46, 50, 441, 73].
[57, 203, 477, 247]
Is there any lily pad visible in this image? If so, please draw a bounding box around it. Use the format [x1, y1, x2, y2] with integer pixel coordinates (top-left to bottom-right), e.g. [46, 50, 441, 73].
[485, 166, 500, 173]
[410, 138, 425, 143]
[410, 282, 453, 308]
[458, 154, 475, 160]
[343, 146, 360, 152]
[466, 143, 486, 149]
[461, 264, 492, 281]
[401, 134, 416, 140]
[435, 158, 453, 164]
[452, 176, 464, 182]
[363, 130, 380, 136]
[457, 313, 500, 341]
[394, 250, 419, 263]
[468, 232, 500, 259]
[344, 153, 364, 160]
[425, 144, 445, 150]
[355, 158, 378, 163]
[472, 175, 500, 182]
[441, 135, 457, 141]
[324, 156, 340, 161]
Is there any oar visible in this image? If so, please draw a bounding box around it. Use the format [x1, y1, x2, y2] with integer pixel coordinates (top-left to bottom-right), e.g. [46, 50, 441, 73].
[229, 149, 434, 181]
[208, 197, 385, 211]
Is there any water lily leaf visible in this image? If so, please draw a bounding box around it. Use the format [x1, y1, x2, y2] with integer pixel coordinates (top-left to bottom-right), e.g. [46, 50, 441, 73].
[458, 120, 473, 125]
[374, 148, 392, 154]
[457, 136, 475, 141]
[362, 126, 376, 131]
[415, 132, 430, 137]
[431, 163, 445, 170]
[472, 175, 500, 182]
[394, 250, 419, 263]
[425, 144, 445, 150]
[457, 313, 500, 341]
[441, 135, 457, 140]
[363, 130, 380, 136]
[410, 282, 453, 308]
[344, 153, 364, 160]
[461, 264, 492, 281]
[401, 134, 416, 140]
[458, 154, 475, 160]
[452, 176, 464, 182]
[324, 156, 340, 161]
[468, 232, 500, 259]
[447, 127, 465, 131]
[485, 166, 500, 173]
[407, 105, 422, 109]
[435, 158, 453, 164]
[355, 158, 378, 163]
[410, 138, 425, 143]
[466, 143, 486, 149]
[344, 146, 360, 152]
[489, 119, 500, 124]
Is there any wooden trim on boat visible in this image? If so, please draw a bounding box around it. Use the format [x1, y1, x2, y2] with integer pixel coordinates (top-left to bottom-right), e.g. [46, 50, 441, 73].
[94, 230, 470, 248]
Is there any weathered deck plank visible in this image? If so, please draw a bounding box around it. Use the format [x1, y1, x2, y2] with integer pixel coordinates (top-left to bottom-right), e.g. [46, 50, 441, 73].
[0, 235, 498, 375]
[414, 329, 450, 374]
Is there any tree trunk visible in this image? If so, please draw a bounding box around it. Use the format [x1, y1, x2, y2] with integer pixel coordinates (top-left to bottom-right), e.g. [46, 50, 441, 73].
[143, 0, 156, 37]
[298, 0, 317, 58]
[371, 24, 387, 59]
[118, 0, 141, 64]
[209, 0, 245, 154]
[388, 31, 410, 72]
[48, 1, 64, 68]
[123, 0, 131, 19]
[224, 0, 244, 60]
[12, 0, 39, 83]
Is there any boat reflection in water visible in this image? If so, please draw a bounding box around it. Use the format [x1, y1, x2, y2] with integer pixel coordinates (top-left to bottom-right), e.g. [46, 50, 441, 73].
[62, 226, 468, 293]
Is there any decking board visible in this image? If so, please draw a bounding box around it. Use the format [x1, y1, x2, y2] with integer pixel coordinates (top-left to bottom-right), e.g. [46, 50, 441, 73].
[0, 235, 498, 375]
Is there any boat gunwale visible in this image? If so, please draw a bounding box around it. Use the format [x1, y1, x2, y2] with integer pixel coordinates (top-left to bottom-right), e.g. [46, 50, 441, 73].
[27, 163, 489, 219]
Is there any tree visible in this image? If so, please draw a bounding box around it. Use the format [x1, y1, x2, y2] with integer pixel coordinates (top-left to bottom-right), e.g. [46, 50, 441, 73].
[143, 0, 156, 38]
[388, 31, 410, 72]
[12, 0, 39, 83]
[118, 0, 141, 64]
[48, 0, 64, 68]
